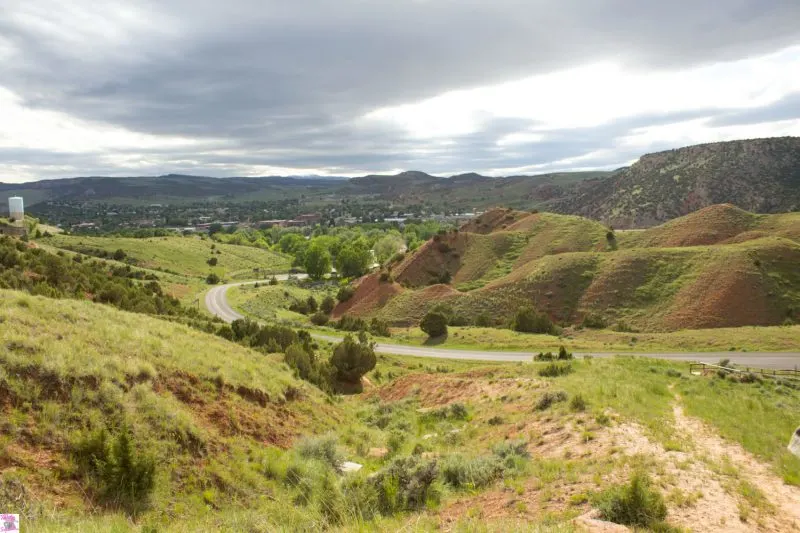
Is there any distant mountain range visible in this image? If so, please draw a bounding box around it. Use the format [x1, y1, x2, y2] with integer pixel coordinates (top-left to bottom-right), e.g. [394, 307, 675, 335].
[552, 137, 800, 227]
[2, 137, 799, 227]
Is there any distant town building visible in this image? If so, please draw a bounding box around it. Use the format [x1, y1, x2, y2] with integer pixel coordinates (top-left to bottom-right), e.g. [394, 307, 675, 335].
[285, 213, 322, 227]
[257, 219, 289, 228]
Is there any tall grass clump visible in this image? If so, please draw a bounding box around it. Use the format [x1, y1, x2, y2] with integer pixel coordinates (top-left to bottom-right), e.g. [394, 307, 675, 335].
[594, 473, 671, 530]
[538, 363, 574, 378]
[295, 434, 343, 469]
[535, 391, 568, 411]
[440, 455, 504, 489]
[371, 456, 440, 514]
[71, 427, 156, 513]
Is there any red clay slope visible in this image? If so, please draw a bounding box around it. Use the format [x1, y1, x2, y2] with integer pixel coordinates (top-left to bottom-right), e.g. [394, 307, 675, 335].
[332, 272, 402, 319]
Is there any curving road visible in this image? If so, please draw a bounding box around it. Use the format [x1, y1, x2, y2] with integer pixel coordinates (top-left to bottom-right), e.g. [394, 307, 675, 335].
[206, 280, 800, 369]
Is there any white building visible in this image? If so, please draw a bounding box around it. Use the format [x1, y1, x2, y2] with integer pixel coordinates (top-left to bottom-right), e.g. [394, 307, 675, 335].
[8, 196, 24, 221]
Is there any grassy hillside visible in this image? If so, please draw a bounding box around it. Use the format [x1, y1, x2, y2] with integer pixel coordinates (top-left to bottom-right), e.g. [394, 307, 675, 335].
[0, 290, 342, 530]
[3, 287, 799, 531]
[338, 206, 800, 332]
[377, 237, 800, 331]
[619, 204, 800, 248]
[41, 234, 290, 280]
[391, 209, 608, 292]
[227, 282, 337, 324]
[553, 136, 800, 227]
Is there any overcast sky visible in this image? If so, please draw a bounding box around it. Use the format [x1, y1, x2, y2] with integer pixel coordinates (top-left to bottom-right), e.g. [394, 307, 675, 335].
[1, 0, 800, 183]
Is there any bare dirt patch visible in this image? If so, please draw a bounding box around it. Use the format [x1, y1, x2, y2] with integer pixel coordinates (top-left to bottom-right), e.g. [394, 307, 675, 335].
[439, 410, 787, 532]
[369, 370, 534, 407]
[332, 272, 402, 318]
[672, 401, 800, 532]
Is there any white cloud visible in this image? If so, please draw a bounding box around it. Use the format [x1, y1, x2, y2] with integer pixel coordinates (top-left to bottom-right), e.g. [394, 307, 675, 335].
[365, 45, 800, 138]
[0, 88, 214, 153]
[620, 118, 800, 150]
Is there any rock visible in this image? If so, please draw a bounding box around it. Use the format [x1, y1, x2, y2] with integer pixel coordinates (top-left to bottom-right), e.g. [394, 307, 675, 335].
[422, 433, 437, 440]
[788, 427, 800, 458]
[340, 461, 362, 473]
[572, 511, 630, 532]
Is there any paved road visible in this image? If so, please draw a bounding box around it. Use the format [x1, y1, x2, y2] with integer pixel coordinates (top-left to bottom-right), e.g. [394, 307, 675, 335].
[206, 280, 800, 369]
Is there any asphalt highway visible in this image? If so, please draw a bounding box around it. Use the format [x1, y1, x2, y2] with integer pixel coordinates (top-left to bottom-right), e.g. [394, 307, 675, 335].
[205, 280, 800, 369]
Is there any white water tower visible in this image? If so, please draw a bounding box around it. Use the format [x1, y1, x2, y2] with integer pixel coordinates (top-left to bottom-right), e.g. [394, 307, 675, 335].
[8, 197, 23, 221]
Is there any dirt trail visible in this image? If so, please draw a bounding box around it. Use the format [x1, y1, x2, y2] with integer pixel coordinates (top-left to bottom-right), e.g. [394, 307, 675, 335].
[672, 398, 800, 532]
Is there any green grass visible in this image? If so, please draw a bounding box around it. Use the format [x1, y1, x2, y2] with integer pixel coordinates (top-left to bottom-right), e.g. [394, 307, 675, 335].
[3, 284, 798, 530]
[387, 323, 800, 353]
[41, 233, 291, 280]
[0, 290, 306, 399]
[227, 282, 336, 324]
[677, 374, 800, 484]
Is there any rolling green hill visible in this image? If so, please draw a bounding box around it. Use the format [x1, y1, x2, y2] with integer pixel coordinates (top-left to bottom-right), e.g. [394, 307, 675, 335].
[40, 234, 290, 280]
[337, 206, 800, 332]
[0, 289, 342, 530]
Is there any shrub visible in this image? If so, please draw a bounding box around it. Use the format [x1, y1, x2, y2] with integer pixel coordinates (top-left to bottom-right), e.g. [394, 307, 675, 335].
[296, 435, 343, 469]
[538, 363, 573, 378]
[534, 351, 555, 361]
[612, 321, 635, 333]
[424, 403, 469, 422]
[310, 311, 330, 326]
[558, 345, 573, 360]
[206, 257, 218, 266]
[448, 313, 469, 327]
[512, 306, 556, 335]
[321, 295, 336, 314]
[475, 313, 492, 327]
[605, 230, 618, 251]
[387, 430, 406, 455]
[306, 295, 318, 313]
[535, 391, 568, 410]
[72, 428, 156, 512]
[570, 394, 587, 412]
[492, 439, 530, 460]
[330, 335, 377, 384]
[371, 456, 439, 514]
[284, 343, 331, 391]
[440, 455, 504, 489]
[665, 369, 682, 378]
[337, 285, 355, 302]
[594, 473, 668, 529]
[420, 311, 448, 338]
[112, 249, 127, 261]
[369, 317, 391, 337]
[289, 300, 311, 315]
[581, 313, 606, 329]
[335, 314, 368, 332]
[205, 273, 220, 284]
[269, 276, 279, 285]
[487, 415, 504, 426]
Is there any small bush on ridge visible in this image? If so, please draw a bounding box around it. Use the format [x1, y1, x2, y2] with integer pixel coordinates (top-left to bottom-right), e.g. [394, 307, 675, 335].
[538, 363, 573, 378]
[594, 473, 669, 529]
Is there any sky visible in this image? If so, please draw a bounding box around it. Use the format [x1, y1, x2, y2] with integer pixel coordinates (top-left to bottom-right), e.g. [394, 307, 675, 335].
[1, 0, 800, 183]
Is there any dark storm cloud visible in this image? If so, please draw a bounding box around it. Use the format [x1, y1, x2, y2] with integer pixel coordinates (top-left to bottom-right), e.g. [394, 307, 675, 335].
[1, 0, 800, 180]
